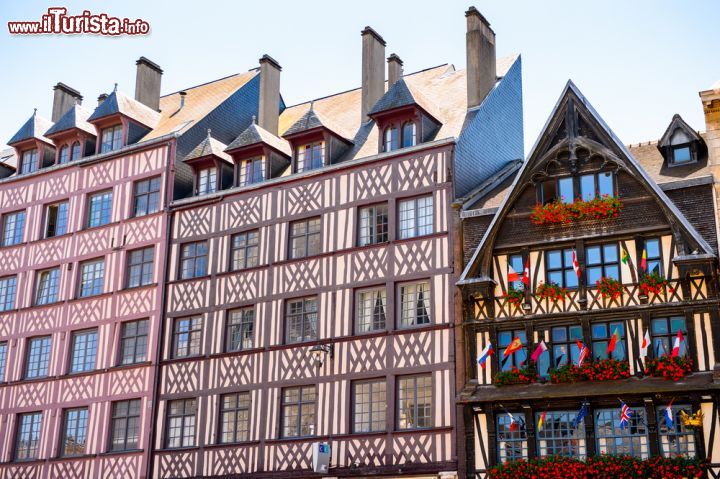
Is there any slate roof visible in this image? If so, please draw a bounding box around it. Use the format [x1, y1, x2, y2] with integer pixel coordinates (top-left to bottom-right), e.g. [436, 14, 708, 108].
[628, 133, 711, 185]
[184, 131, 232, 163]
[283, 106, 351, 141]
[367, 77, 440, 122]
[45, 105, 96, 137]
[7, 111, 54, 146]
[226, 121, 291, 156]
[87, 90, 160, 128]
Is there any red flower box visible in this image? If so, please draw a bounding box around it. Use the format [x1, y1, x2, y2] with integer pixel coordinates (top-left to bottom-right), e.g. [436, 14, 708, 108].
[639, 272, 669, 296]
[530, 195, 623, 226]
[536, 282, 568, 302]
[549, 359, 630, 384]
[502, 289, 525, 306]
[596, 277, 622, 300]
[494, 366, 536, 386]
[644, 356, 693, 381]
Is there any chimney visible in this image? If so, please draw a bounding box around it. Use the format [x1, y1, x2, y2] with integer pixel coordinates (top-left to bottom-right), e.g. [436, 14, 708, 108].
[465, 6, 496, 109]
[387, 54, 404, 87]
[258, 54, 282, 136]
[52, 83, 83, 122]
[97, 93, 108, 106]
[701, 81, 720, 169]
[134, 56, 163, 111]
[361, 26, 386, 121]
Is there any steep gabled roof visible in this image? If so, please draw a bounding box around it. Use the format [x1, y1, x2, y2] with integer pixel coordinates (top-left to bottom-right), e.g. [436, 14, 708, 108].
[184, 130, 232, 164]
[45, 105, 96, 137]
[658, 113, 703, 148]
[225, 121, 291, 156]
[88, 90, 160, 128]
[283, 106, 351, 142]
[367, 77, 441, 122]
[7, 111, 54, 146]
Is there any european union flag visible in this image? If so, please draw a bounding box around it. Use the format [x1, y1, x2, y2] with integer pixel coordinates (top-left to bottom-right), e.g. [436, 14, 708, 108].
[573, 402, 588, 428]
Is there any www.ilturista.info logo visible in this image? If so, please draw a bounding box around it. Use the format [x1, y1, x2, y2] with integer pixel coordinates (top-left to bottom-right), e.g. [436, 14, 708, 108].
[8, 8, 150, 36]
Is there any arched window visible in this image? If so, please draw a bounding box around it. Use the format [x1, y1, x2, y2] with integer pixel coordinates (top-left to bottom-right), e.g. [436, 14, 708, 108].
[402, 122, 417, 148]
[384, 126, 399, 152]
[71, 142, 81, 161]
[58, 145, 69, 165]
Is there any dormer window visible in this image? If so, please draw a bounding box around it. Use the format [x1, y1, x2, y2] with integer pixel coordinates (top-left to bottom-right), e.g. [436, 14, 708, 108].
[296, 142, 325, 173]
[402, 121, 417, 148]
[71, 142, 81, 161]
[384, 126, 399, 152]
[100, 125, 123, 153]
[198, 167, 217, 195]
[58, 145, 70, 165]
[239, 157, 265, 186]
[671, 145, 692, 165]
[20, 149, 39, 175]
[658, 115, 705, 167]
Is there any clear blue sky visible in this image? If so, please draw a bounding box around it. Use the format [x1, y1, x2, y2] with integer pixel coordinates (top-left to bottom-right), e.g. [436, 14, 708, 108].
[1, 1, 717, 151]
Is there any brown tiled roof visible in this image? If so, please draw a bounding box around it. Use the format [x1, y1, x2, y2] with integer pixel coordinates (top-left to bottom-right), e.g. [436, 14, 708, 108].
[88, 90, 160, 128]
[0, 147, 16, 169]
[627, 133, 711, 185]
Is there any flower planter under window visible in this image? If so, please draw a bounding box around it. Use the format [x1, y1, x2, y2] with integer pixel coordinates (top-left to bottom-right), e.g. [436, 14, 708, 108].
[549, 359, 631, 384]
[530, 195, 623, 225]
[494, 366, 536, 386]
[644, 356, 693, 381]
[535, 282, 568, 302]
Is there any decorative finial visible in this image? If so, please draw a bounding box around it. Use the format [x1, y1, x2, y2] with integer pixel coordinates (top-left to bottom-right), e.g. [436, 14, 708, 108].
[207, 128, 212, 139]
[252, 115, 257, 125]
[33, 108, 37, 117]
[310, 100, 315, 110]
[113, 83, 118, 92]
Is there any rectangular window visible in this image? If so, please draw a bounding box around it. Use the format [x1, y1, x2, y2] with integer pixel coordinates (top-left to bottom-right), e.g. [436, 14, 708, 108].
[20, 149, 39, 175]
[226, 308, 254, 352]
[69, 329, 98, 373]
[230, 231, 259, 271]
[545, 248, 578, 288]
[119, 319, 149, 365]
[79, 258, 104, 297]
[356, 288, 386, 333]
[219, 392, 251, 443]
[672, 146, 693, 164]
[239, 157, 265, 186]
[165, 399, 196, 448]
[0, 276, 17, 311]
[508, 254, 524, 291]
[558, 177, 574, 203]
[296, 142, 325, 173]
[535, 325, 583, 377]
[86, 190, 113, 228]
[586, 243, 619, 285]
[595, 407, 649, 458]
[61, 408, 88, 457]
[281, 386, 316, 438]
[498, 330, 528, 372]
[285, 297, 318, 344]
[45, 202, 69, 238]
[358, 204, 389, 246]
[0, 341, 7, 382]
[398, 196, 433, 239]
[127, 247, 154, 288]
[352, 380, 386, 433]
[180, 242, 208, 279]
[25, 336, 51, 379]
[133, 176, 161, 217]
[399, 281, 430, 328]
[658, 405, 697, 458]
[644, 238, 662, 275]
[289, 217, 321, 259]
[58, 145, 70, 165]
[198, 167, 217, 195]
[536, 410, 587, 458]
[35, 267, 60, 305]
[14, 412, 42, 460]
[497, 412, 528, 462]
[2, 211, 25, 246]
[591, 321, 626, 361]
[397, 374, 432, 430]
[100, 125, 123, 153]
[110, 399, 141, 451]
[651, 316, 687, 358]
[173, 317, 203, 358]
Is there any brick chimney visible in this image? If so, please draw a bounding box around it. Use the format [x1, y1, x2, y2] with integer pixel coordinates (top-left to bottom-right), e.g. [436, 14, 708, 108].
[134, 56, 163, 111]
[52, 83, 82, 122]
[258, 54, 282, 136]
[465, 6, 496, 109]
[387, 54, 404, 87]
[361, 26, 386, 122]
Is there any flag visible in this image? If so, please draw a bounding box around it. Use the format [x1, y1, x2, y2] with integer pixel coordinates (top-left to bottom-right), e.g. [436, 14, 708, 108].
[664, 400, 675, 429]
[531, 341, 548, 363]
[671, 330, 684, 357]
[507, 265, 520, 283]
[522, 258, 530, 286]
[538, 410, 547, 431]
[640, 249, 647, 271]
[478, 342, 494, 369]
[573, 402, 588, 427]
[640, 329, 651, 359]
[503, 337, 523, 358]
[507, 411, 518, 432]
[621, 248, 630, 265]
[576, 340, 589, 366]
[619, 401, 631, 429]
[572, 249, 581, 278]
[606, 328, 621, 356]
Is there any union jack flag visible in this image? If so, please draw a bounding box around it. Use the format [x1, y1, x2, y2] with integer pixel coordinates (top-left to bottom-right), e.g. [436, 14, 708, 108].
[619, 401, 631, 429]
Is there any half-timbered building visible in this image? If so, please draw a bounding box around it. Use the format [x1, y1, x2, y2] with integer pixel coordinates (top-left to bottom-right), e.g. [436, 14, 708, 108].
[456, 80, 720, 478]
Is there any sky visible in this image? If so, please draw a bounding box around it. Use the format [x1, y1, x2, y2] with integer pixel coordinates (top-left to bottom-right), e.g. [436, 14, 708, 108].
[1, 1, 717, 152]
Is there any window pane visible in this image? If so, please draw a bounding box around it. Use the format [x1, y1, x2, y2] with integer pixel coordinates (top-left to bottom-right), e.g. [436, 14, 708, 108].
[62, 408, 88, 456]
[399, 282, 431, 328]
[658, 405, 696, 458]
[497, 412, 528, 462]
[402, 122, 417, 148]
[673, 146, 692, 163]
[586, 246, 601, 265]
[356, 288, 386, 333]
[25, 336, 51, 378]
[580, 174, 595, 201]
[558, 178, 574, 204]
[70, 330, 98, 373]
[598, 172, 614, 196]
[0, 276, 17, 312]
[537, 410, 586, 458]
[2, 211, 26, 246]
[595, 407, 649, 458]
[397, 375, 432, 430]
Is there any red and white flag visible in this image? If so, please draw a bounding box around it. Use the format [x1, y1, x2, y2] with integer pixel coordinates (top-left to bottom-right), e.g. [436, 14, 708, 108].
[522, 258, 530, 286]
[640, 329, 651, 359]
[531, 341, 548, 363]
[576, 340, 589, 366]
[671, 330, 684, 357]
[507, 265, 520, 283]
[572, 250, 581, 278]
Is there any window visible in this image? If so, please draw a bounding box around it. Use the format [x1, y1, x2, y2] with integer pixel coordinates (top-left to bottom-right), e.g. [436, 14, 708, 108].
[127, 247, 154, 288]
[14, 412, 42, 460]
[508, 254, 524, 291]
[173, 317, 203, 358]
[358, 204, 388, 246]
[110, 399, 141, 451]
[644, 238, 662, 275]
[239, 157, 265, 185]
[119, 319, 149, 365]
[497, 413, 528, 462]
[402, 121, 417, 148]
[79, 258, 104, 297]
[545, 248, 578, 289]
[0, 342, 7, 382]
[580, 171, 615, 200]
[672, 145, 692, 165]
[226, 308, 254, 352]
[535, 325, 583, 377]
[658, 404, 696, 458]
[498, 330, 528, 371]
[586, 243, 619, 285]
[397, 374, 432, 430]
[45, 202, 69, 238]
[591, 321, 626, 361]
[383, 126, 399, 152]
[165, 399, 196, 448]
[541, 172, 615, 204]
[230, 231, 259, 270]
[0, 276, 17, 311]
[352, 380, 386, 433]
[61, 408, 88, 457]
[281, 386, 316, 438]
[86, 190, 113, 228]
[25, 336, 51, 378]
[198, 167, 217, 195]
[595, 407, 649, 458]
[71, 141, 81, 161]
[356, 288, 386, 333]
[2, 211, 25, 246]
[133, 176, 161, 217]
[20, 148, 39, 175]
[289, 217, 321, 259]
[296, 142, 325, 173]
[180, 242, 208, 279]
[558, 177, 574, 203]
[536, 410, 586, 458]
[69, 329, 98, 373]
[398, 196, 433, 239]
[58, 145, 70, 165]
[35, 267, 60, 305]
[219, 392, 251, 443]
[399, 281, 431, 328]
[100, 125, 123, 153]
[651, 316, 687, 358]
[285, 297, 318, 344]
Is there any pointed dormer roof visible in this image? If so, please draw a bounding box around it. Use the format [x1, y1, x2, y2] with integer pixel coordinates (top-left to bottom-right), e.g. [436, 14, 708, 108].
[226, 119, 291, 156]
[282, 104, 351, 142]
[7, 110, 54, 146]
[88, 88, 160, 128]
[184, 130, 232, 164]
[658, 114, 703, 148]
[367, 77, 440, 123]
[45, 104, 96, 137]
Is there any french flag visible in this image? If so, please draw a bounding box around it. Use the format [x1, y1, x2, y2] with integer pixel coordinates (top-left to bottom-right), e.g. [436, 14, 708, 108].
[671, 330, 684, 357]
[664, 400, 674, 429]
[478, 342, 493, 369]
